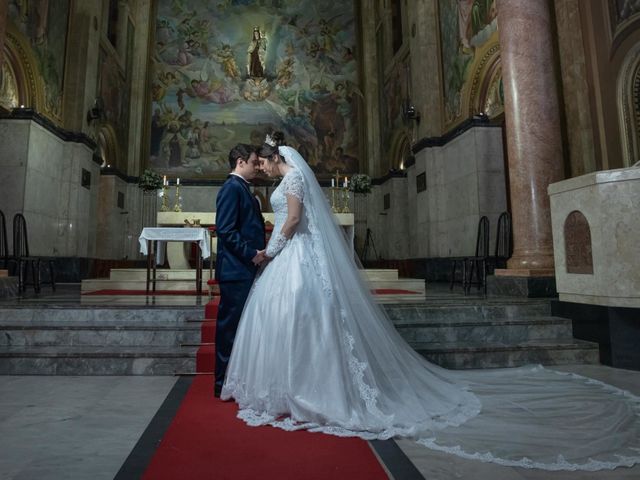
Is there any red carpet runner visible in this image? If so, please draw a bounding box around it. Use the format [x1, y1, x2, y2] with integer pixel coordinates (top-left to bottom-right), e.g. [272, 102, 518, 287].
[143, 297, 389, 479]
[142, 375, 389, 479]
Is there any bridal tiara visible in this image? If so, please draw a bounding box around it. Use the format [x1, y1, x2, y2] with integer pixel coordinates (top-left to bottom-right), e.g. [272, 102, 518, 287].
[265, 134, 276, 147]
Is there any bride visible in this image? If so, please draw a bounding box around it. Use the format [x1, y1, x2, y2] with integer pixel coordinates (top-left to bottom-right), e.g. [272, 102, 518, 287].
[222, 132, 640, 471]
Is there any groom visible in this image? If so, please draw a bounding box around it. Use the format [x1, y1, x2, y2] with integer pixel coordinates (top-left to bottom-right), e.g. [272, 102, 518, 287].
[214, 143, 266, 398]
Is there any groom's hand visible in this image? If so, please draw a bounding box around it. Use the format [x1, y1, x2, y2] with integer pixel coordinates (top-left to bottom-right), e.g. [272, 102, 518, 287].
[252, 250, 266, 265]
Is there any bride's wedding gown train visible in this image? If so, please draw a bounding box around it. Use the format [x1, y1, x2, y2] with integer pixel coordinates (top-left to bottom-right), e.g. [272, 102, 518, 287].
[222, 147, 640, 471]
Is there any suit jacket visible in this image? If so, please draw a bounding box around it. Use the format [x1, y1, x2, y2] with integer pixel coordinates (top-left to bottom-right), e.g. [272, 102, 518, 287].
[215, 174, 266, 282]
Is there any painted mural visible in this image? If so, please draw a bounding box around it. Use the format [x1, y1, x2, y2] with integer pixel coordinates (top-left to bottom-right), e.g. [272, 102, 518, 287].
[438, 0, 497, 127]
[150, 0, 359, 178]
[7, 0, 70, 120]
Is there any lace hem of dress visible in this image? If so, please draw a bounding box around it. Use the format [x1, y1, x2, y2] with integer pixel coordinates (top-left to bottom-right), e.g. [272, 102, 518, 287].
[223, 376, 481, 438]
[414, 438, 640, 471]
[231, 405, 640, 472]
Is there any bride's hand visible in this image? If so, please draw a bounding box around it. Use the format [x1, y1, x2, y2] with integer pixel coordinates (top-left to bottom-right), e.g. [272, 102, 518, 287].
[252, 250, 266, 265]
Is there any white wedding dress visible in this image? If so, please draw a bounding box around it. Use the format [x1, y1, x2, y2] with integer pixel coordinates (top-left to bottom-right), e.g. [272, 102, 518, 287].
[222, 146, 640, 471]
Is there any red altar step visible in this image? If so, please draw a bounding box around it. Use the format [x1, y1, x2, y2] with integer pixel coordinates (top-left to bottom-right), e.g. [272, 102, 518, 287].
[194, 296, 219, 374]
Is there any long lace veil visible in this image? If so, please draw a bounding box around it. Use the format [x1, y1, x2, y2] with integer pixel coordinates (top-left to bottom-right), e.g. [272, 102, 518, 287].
[276, 146, 640, 471]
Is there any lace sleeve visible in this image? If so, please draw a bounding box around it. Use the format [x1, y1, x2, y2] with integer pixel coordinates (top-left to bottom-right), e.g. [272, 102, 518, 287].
[266, 232, 287, 257]
[283, 170, 304, 202]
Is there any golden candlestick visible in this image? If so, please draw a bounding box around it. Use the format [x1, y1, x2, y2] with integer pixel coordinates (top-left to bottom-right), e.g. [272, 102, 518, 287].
[331, 170, 351, 214]
[173, 184, 182, 212]
[160, 184, 170, 212]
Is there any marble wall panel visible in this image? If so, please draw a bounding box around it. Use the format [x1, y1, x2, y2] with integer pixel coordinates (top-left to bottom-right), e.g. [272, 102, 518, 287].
[0, 120, 30, 166]
[96, 175, 130, 260]
[368, 126, 507, 260]
[173, 186, 220, 213]
[26, 123, 66, 179]
[474, 127, 505, 172]
[0, 165, 26, 233]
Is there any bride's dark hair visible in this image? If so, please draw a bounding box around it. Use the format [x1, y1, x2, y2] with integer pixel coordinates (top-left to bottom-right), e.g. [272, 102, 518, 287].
[258, 131, 286, 161]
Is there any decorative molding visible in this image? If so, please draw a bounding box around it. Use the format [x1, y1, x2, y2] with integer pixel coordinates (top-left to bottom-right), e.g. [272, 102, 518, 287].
[608, 0, 640, 55]
[4, 28, 43, 113]
[412, 116, 498, 154]
[371, 169, 407, 186]
[0, 107, 97, 152]
[468, 43, 500, 116]
[617, 42, 640, 166]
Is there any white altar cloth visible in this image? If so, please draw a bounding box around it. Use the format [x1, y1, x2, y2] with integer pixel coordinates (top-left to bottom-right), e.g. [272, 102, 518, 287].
[139, 227, 211, 265]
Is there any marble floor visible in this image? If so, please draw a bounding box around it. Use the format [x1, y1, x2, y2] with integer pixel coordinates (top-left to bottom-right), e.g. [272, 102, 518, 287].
[0, 365, 639, 479]
[0, 376, 178, 480]
[2, 285, 640, 478]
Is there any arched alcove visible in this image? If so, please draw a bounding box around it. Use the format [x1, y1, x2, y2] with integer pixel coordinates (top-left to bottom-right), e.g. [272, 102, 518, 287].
[468, 43, 503, 118]
[1, 28, 46, 115]
[564, 210, 594, 274]
[618, 41, 640, 166]
[389, 131, 410, 171]
[98, 124, 120, 169]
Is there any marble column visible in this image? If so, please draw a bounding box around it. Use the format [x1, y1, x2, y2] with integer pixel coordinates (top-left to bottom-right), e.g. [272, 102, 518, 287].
[496, 0, 564, 274]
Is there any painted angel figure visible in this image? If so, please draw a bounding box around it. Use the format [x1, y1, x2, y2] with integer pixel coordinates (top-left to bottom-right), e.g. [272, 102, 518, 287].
[213, 44, 241, 80]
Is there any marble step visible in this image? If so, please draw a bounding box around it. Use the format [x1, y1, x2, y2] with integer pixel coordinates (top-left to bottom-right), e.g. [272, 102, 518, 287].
[81, 278, 209, 292]
[362, 269, 399, 281]
[0, 345, 197, 375]
[0, 323, 202, 347]
[107, 268, 399, 282]
[0, 306, 203, 324]
[109, 268, 213, 281]
[393, 316, 573, 344]
[383, 301, 552, 322]
[411, 339, 600, 369]
[81, 277, 424, 294]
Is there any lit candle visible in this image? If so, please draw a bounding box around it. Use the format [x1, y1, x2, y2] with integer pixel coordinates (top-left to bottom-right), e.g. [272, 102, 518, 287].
[163, 175, 167, 186]
[177, 178, 180, 186]
[331, 178, 335, 187]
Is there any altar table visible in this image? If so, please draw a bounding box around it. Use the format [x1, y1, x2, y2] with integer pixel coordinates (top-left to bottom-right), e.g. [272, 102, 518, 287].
[139, 227, 211, 294]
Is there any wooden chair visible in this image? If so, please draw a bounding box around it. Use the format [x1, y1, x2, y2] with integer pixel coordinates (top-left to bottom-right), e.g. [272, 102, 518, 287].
[494, 211, 512, 269]
[449, 216, 490, 295]
[12, 213, 56, 293]
[464, 216, 490, 295]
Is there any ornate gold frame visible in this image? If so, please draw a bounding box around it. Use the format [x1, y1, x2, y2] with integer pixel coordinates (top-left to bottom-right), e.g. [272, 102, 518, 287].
[3, 25, 46, 114]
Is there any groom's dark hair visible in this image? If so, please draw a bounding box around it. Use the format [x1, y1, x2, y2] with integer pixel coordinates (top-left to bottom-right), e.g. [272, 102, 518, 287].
[228, 143, 255, 170]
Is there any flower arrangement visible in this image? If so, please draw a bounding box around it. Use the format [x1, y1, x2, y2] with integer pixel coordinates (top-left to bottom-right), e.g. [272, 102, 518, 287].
[348, 173, 372, 194]
[138, 168, 163, 192]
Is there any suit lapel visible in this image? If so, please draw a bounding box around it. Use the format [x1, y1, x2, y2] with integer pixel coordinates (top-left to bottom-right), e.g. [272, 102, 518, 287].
[230, 175, 261, 217]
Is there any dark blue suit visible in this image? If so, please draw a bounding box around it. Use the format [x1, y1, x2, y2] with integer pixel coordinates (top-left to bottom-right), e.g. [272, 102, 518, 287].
[215, 174, 265, 388]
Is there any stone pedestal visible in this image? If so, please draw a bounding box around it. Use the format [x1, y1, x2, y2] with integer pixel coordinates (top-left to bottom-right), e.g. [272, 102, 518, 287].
[488, 273, 557, 298]
[549, 167, 640, 308]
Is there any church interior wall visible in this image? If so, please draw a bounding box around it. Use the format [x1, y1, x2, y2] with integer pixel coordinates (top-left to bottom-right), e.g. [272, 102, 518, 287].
[1, 0, 639, 274]
[0, 117, 98, 258]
